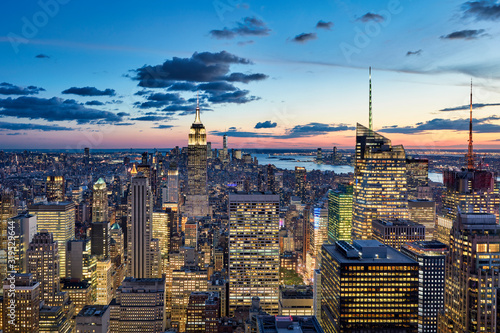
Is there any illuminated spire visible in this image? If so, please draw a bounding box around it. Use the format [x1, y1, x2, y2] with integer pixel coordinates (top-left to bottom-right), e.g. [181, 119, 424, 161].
[369, 67, 372, 131]
[467, 79, 475, 170]
[194, 91, 201, 124]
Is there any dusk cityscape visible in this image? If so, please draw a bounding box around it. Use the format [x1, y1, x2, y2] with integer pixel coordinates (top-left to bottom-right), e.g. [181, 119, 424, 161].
[1, 0, 500, 332]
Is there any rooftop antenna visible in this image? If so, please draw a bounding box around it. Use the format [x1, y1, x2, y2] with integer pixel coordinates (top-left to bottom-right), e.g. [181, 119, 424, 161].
[194, 91, 201, 124]
[369, 67, 373, 131]
[467, 79, 475, 171]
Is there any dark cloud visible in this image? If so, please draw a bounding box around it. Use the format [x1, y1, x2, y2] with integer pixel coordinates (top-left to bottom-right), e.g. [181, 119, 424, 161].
[0, 96, 123, 124]
[255, 120, 277, 129]
[167, 82, 197, 91]
[0, 121, 72, 131]
[462, 1, 500, 21]
[134, 90, 152, 96]
[284, 122, 355, 138]
[406, 49, 422, 56]
[210, 16, 270, 39]
[152, 124, 174, 129]
[440, 103, 500, 111]
[358, 13, 385, 22]
[35, 54, 50, 59]
[130, 115, 171, 121]
[62, 86, 116, 96]
[379, 116, 500, 133]
[117, 112, 130, 117]
[316, 20, 333, 30]
[0, 82, 45, 95]
[198, 82, 238, 92]
[85, 100, 105, 106]
[291, 33, 317, 43]
[211, 129, 273, 138]
[223, 72, 268, 83]
[136, 92, 185, 109]
[207, 90, 259, 104]
[441, 29, 486, 39]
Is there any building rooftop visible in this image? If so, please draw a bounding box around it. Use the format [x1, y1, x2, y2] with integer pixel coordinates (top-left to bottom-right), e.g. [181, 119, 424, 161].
[325, 240, 417, 265]
[77, 305, 109, 318]
[257, 316, 324, 333]
[373, 219, 424, 227]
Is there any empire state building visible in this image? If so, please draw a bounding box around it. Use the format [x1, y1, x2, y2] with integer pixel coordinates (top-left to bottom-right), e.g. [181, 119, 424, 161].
[184, 103, 210, 217]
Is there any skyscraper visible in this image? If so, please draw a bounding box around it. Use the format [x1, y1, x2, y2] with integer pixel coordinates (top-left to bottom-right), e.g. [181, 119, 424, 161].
[46, 175, 65, 202]
[185, 103, 209, 217]
[408, 199, 436, 241]
[295, 167, 306, 201]
[406, 157, 429, 200]
[0, 191, 16, 292]
[327, 184, 353, 243]
[167, 162, 179, 203]
[352, 124, 408, 240]
[439, 213, 500, 332]
[228, 193, 280, 315]
[7, 213, 37, 274]
[92, 178, 108, 222]
[29, 202, 75, 278]
[321, 240, 418, 333]
[186, 292, 220, 333]
[127, 174, 154, 278]
[2, 273, 40, 333]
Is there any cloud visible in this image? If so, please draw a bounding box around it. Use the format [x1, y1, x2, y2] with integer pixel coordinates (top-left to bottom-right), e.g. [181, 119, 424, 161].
[358, 12, 385, 22]
[406, 49, 422, 56]
[114, 122, 134, 126]
[379, 116, 500, 133]
[284, 122, 355, 138]
[198, 82, 238, 92]
[291, 33, 317, 43]
[222, 72, 268, 83]
[440, 102, 500, 111]
[462, 1, 500, 21]
[0, 96, 124, 124]
[316, 20, 333, 30]
[35, 54, 50, 59]
[441, 29, 486, 39]
[211, 129, 274, 138]
[85, 100, 105, 106]
[255, 120, 277, 129]
[152, 124, 174, 129]
[62, 86, 116, 96]
[207, 90, 259, 104]
[0, 82, 45, 95]
[210, 16, 270, 39]
[0, 121, 72, 131]
[130, 115, 171, 121]
[167, 82, 197, 91]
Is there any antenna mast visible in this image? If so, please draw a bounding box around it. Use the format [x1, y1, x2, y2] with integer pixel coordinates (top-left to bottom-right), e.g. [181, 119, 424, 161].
[369, 67, 373, 131]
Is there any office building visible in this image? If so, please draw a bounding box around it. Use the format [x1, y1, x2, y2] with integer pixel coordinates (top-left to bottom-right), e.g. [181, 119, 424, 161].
[185, 219, 197, 248]
[401, 241, 447, 333]
[352, 124, 408, 240]
[0, 192, 17, 292]
[228, 193, 280, 315]
[406, 157, 429, 200]
[66, 239, 96, 290]
[295, 167, 307, 201]
[321, 240, 418, 333]
[2, 273, 40, 333]
[109, 277, 166, 333]
[46, 175, 65, 202]
[6, 213, 37, 273]
[308, 202, 328, 277]
[186, 291, 220, 333]
[438, 213, 500, 332]
[279, 285, 314, 316]
[39, 305, 72, 333]
[409, 199, 436, 241]
[185, 103, 209, 217]
[29, 202, 76, 278]
[127, 174, 155, 278]
[61, 279, 92, 316]
[92, 178, 108, 222]
[327, 184, 353, 243]
[372, 219, 426, 250]
[256, 316, 324, 333]
[95, 258, 112, 305]
[76, 305, 110, 333]
[167, 162, 179, 203]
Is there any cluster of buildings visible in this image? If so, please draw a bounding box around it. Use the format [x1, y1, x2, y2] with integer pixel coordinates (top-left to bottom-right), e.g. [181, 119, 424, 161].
[0, 88, 499, 333]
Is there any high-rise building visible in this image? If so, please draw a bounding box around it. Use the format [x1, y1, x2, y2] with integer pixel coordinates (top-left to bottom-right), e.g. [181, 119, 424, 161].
[127, 174, 154, 278]
[321, 240, 418, 333]
[401, 241, 447, 333]
[66, 239, 96, 286]
[267, 164, 276, 192]
[408, 199, 436, 241]
[279, 285, 314, 316]
[91, 221, 110, 258]
[0, 191, 16, 292]
[294, 167, 306, 201]
[185, 103, 209, 217]
[438, 213, 500, 332]
[95, 258, 112, 305]
[6, 213, 37, 274]
[317, 148, 323, 162]
[61, 279, 92, 316]
[29, 202, 75, 278]
[92, 178, 108, 222]
[39, 304, 73, 333]
[185, 219, 198, 248]
[308, 202, 328, 277]
[228, 193, 280, 315]
[352, 124, 408, 240]
[313, 269, 321, 325]
[167, 162, 179, 203]
[84, 147, 90, 166]
[327, 184, 353, 243]
[27, 231, 61, 306]
[186, 291, 220, 333]
[255, 316, 324, 333]
[75, 305, 110, 333]
[109, 277, 166, 332]
[46, 175, 65, 202]
[372, 219, 426, 250]
[406, 157, 429, 200]
[152, 210, 170, 264]
[2, 273, 40, 333]
[171, 267, 208, 332]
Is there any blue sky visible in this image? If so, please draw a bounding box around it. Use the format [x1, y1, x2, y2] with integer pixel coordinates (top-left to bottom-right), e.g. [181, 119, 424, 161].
[1, 0, 500, 149]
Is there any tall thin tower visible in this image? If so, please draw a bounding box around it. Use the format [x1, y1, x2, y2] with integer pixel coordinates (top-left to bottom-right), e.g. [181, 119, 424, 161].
[467, 80, 475, 170]
[369, 67, 372, 131]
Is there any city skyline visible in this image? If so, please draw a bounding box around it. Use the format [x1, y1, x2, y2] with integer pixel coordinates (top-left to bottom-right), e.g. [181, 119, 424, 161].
[1, 1, 500, 149]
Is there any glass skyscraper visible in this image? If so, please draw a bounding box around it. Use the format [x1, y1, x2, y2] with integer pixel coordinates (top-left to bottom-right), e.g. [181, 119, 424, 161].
[328, 184, 353, 243]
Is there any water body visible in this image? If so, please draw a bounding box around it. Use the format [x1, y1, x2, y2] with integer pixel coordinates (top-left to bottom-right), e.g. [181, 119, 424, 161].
[256, 154, 445, 183]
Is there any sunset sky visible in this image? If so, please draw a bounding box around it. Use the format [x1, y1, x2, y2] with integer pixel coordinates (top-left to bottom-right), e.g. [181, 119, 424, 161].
[1, 0, 500, 150]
